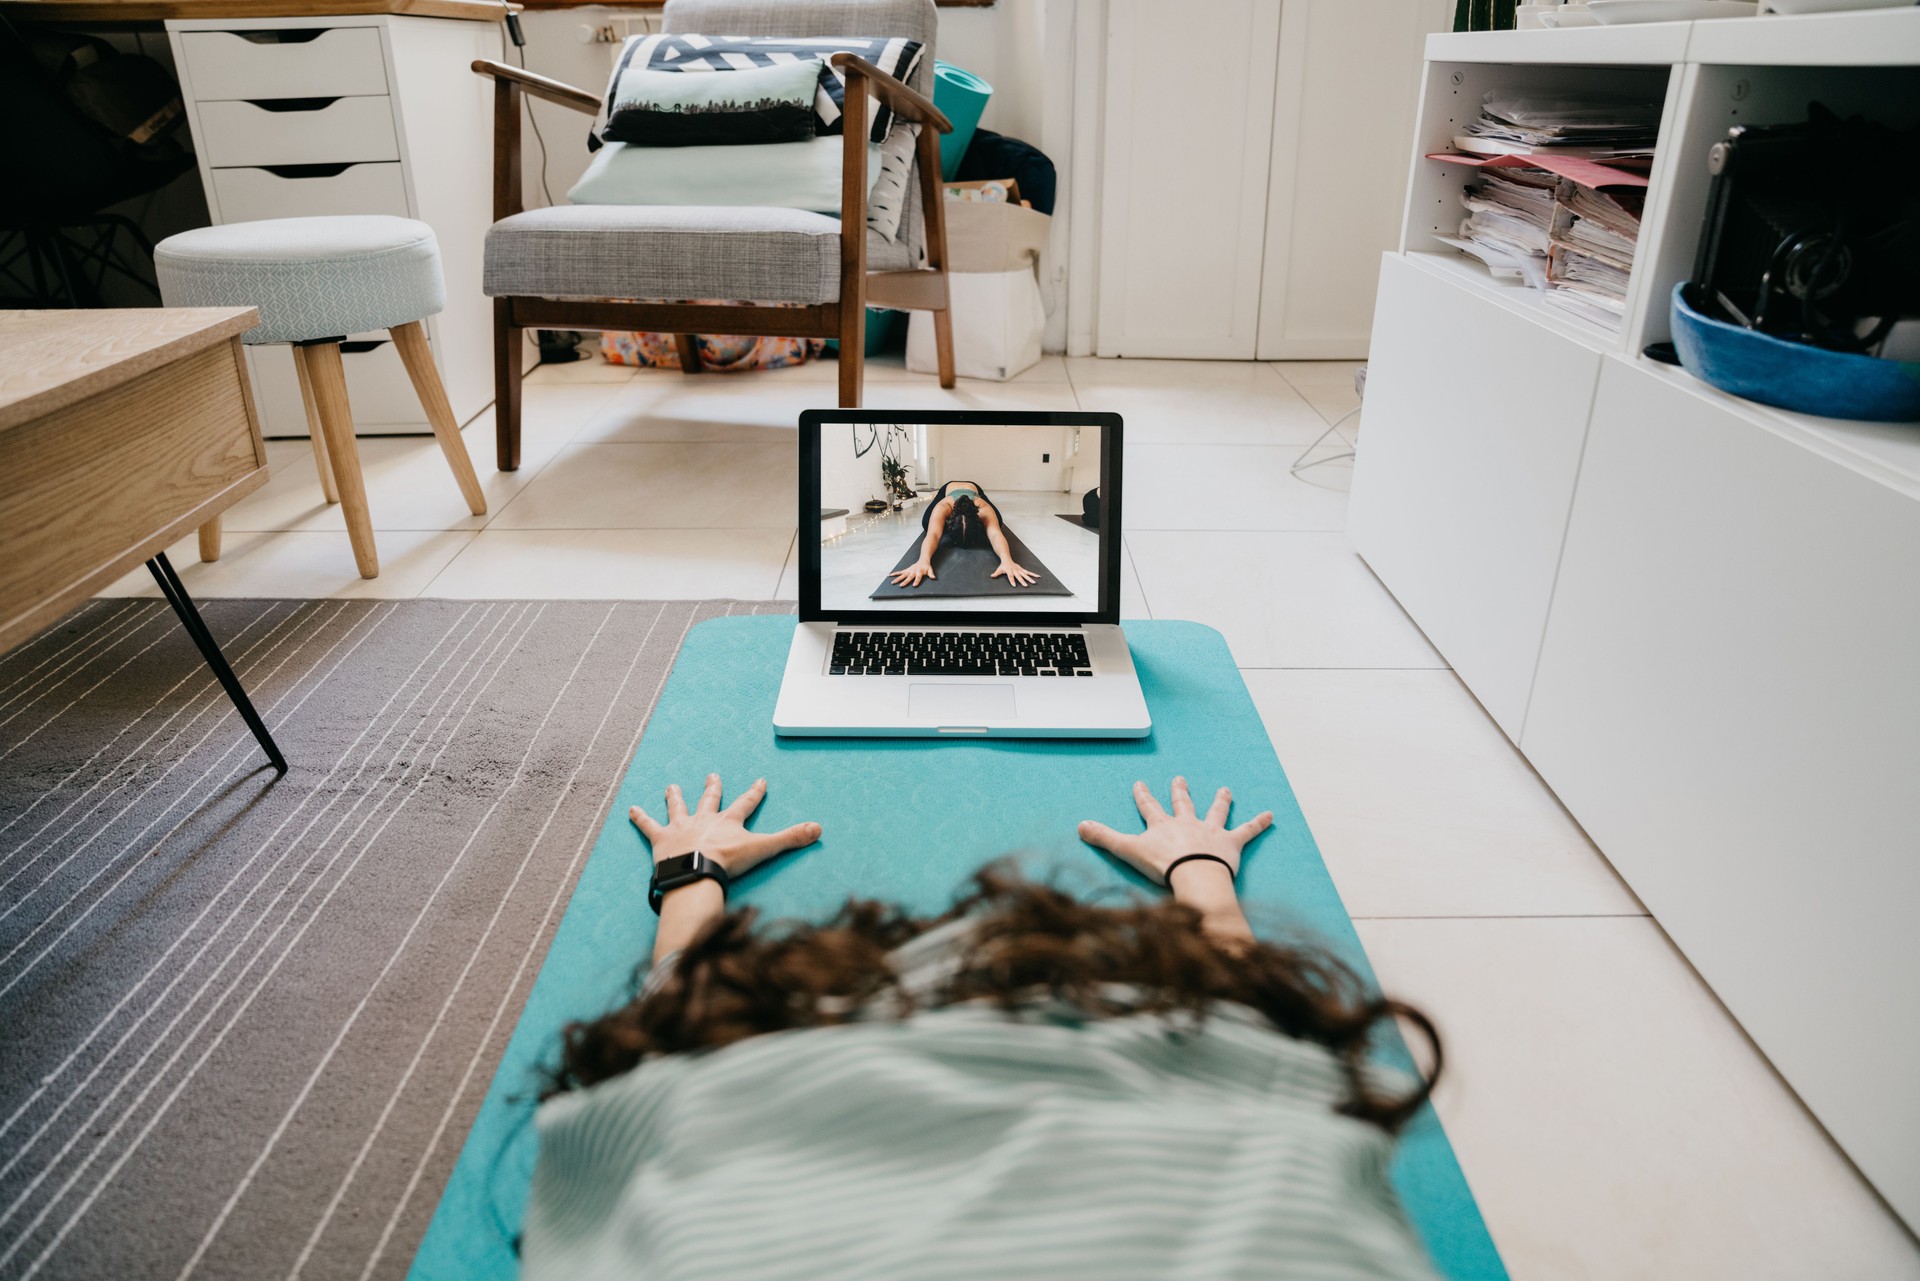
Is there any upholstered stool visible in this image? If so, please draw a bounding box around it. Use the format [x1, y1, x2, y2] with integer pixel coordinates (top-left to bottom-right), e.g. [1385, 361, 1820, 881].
[154, 215, 486, 579]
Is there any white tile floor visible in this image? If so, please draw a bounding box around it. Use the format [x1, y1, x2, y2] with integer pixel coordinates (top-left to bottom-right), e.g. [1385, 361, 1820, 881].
[99, 351, 1920, 1278]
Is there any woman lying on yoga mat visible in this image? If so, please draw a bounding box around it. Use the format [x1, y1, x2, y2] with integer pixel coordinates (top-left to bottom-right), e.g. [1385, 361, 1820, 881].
[888, 479, 1040, 589]
[518, 774, 1445, 1281]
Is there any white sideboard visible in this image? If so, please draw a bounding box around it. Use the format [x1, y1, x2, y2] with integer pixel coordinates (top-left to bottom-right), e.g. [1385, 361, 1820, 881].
[1348, 9, 1920, 1233]
[167, 13, 499, 437]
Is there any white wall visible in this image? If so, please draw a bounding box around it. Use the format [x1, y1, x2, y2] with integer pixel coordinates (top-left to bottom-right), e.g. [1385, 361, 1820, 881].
[820, 420, 911, 516]
[934, 0, 1046, 144]
[928, 422, 1074, 493]
[510, 10, 617, 206]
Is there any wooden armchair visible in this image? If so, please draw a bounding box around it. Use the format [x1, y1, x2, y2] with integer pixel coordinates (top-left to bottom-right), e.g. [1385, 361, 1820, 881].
[472, 0, 955, 471]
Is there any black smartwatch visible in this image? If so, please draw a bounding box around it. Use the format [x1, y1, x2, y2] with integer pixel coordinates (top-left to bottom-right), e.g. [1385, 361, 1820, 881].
[649, 852, 730, 914]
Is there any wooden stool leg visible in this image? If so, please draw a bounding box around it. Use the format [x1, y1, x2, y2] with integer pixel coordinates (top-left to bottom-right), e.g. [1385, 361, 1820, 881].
[674, 333, 703, 374]
[198, 515, 222, 562]
[294, 350, 340, 504]
[390, 321, 487, 516]
[295, 341, 379, 579]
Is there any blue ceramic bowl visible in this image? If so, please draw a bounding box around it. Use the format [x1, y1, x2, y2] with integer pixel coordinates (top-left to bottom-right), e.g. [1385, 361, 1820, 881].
[1670, 283, 1920, 422]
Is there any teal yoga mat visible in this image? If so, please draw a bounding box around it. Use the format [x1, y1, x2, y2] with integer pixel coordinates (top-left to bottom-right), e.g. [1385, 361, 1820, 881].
[409, 618, 1507, 1281]
[933, 60, 992, 180]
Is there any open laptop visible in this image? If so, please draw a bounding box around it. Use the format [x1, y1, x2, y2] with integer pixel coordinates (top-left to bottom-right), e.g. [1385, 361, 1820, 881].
[774, 409, 1150, 738]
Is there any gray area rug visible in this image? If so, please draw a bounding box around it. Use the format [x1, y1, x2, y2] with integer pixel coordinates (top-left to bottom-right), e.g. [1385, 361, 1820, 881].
[0, 597, 790, 1280]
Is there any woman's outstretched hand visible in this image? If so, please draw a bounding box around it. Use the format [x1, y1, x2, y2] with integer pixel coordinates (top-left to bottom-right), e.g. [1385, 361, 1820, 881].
[630, 774, 822, 876]
[992, 560, 1039, 588]
[889, 560, 936, 588]
[1078, 777, 1273, 887]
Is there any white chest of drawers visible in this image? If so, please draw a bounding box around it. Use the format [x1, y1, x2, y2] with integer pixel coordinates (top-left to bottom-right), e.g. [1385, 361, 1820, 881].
[167, 12, 500, 437]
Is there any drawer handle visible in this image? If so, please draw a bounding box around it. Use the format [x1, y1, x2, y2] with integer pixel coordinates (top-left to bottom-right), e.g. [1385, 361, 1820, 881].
[233, 28, 329, 44]
[245, 96, 341, 113]
[260, 163, 358, 179]
[340, 340, 387, 355]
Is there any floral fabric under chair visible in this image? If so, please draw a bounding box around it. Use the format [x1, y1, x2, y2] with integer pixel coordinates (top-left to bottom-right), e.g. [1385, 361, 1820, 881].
[599, 300, 827, 372]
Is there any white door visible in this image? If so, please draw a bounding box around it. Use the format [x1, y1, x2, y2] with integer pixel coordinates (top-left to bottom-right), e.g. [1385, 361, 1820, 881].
[1256, 0, 1453, 360]
[1094, 0, 1283, 359]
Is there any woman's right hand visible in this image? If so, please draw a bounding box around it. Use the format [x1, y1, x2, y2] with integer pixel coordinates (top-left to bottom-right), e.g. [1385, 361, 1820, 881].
[889, 560, 936, 588]
[1078, 777, 1273, 889]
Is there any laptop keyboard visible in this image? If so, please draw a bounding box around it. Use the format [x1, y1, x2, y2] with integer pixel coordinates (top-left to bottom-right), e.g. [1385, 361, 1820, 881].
[830, 630, 1093, 677]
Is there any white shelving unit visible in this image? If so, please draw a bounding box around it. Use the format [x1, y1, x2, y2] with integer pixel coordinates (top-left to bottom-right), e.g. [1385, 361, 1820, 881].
[1349, 8, 1920, 1235]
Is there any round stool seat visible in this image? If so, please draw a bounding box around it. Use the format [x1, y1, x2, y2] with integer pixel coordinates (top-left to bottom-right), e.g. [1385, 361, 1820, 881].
[154, 215, 446, 346]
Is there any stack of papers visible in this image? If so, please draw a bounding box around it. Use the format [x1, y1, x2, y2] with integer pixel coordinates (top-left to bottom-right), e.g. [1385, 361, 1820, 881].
[1447, 162, 1647, 334]
[1443, 166, 1560, 289]
[1456, 92, 1661, 160]
[1544, 185, 1644, 332]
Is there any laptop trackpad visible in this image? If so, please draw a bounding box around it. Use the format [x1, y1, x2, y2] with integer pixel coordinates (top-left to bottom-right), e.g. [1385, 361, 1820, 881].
[909, 683, 1016, 725]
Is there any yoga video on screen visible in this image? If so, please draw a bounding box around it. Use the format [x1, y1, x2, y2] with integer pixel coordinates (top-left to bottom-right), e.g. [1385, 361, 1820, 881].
[818, 421, 1105, 614]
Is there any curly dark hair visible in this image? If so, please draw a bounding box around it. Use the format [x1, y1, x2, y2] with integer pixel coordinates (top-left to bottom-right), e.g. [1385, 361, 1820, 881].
[548, 867, 1442, 1131]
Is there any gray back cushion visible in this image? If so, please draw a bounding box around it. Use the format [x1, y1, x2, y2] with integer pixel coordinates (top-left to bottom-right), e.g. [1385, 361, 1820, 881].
[663, 0, 937, 258]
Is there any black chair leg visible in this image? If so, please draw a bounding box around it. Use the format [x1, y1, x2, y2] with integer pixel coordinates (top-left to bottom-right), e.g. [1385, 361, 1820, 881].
[146, 551, 288, 775]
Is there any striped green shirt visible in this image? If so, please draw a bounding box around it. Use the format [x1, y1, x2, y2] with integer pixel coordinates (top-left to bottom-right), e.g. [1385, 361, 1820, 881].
[522, 920, 1440, 1280]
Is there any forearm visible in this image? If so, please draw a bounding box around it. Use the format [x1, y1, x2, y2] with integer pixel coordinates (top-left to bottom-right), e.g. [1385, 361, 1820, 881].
[1166, 861, 1254, 950]
[652, 879, 725, 965]
[985, 524, 1014, 564]
[918, 524, 942, 563]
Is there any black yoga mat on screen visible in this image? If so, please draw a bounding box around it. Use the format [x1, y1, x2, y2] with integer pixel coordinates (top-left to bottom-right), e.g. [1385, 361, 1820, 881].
[870, 528, 1074, 599]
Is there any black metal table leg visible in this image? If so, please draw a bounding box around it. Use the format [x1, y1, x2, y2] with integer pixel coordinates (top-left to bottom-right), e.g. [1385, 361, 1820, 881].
[146, 551, 288, 775]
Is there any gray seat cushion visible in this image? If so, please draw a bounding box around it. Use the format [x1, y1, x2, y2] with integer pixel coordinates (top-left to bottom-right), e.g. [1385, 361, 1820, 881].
[483, 204, 913, 304]
[154, 215, 444, 345]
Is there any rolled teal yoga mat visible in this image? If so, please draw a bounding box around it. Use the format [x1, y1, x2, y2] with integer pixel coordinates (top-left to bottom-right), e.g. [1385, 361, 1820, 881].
[409, 618, 1507, 1281]
[933, 60, 992, 179]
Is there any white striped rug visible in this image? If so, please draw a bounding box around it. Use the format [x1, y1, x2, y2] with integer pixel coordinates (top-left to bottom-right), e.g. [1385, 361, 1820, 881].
[0, 598, 789, 1280]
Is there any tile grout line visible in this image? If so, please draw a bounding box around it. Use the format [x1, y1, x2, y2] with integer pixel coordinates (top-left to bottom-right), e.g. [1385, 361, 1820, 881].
[771, 531, 797, 601]
[1235, 665, 1455, 672]
[1349, 912, 1652, 921]
[1126, 527, 1350, 535]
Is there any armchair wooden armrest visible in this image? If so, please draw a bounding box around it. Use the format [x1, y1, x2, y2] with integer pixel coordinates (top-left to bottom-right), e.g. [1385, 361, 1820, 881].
[471, 59, 601, 115]
[472, 59, 600, 222]
[830, 54, 954, 134]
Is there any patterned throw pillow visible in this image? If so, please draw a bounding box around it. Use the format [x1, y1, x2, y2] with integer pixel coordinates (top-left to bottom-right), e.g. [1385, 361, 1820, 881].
[602, 58, 821, 147]
[597, 34, 925, 146]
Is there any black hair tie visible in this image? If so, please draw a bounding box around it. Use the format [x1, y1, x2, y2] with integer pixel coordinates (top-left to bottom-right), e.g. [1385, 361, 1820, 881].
[1163, 853, 1235, 890]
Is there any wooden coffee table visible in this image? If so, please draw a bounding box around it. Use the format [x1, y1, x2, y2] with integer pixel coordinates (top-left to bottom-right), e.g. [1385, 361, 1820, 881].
[0, 306, 287, 772]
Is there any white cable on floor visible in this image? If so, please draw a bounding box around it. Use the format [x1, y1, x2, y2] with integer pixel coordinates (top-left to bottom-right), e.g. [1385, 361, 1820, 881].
[1289, 402, 1360, 491]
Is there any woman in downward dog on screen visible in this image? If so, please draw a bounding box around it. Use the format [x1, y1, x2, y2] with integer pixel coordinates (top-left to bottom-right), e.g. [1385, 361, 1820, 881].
[889, 479, 1039, 589]
[518, 773, 1447, 1281]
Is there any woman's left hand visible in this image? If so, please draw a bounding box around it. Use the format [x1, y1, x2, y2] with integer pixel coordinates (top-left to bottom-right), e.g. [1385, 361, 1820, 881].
[1078, 777, 1272, 887]
[992, 560, 1039, 588]
[630, 774, 822, 876]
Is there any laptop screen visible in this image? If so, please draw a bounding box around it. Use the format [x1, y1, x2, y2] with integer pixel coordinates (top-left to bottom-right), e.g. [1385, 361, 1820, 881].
[799, 410, 1122, 626]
